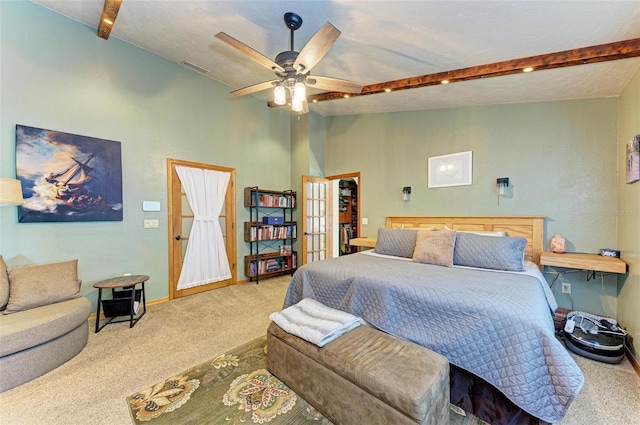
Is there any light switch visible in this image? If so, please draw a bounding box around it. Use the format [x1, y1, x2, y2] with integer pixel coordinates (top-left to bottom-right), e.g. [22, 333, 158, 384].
[362, 217, 368, 225]
[143, 201, 161, 212]
[144, 219, 159, 229]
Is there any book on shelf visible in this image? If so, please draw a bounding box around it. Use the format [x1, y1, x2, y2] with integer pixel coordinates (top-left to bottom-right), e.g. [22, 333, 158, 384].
[256, 194, 296, 208]
[248, 252, 297, 276]
[281, 252, 297, 271]
[265, 259, 280, 272]
[280, 245, 292, 256]
[249, 223, 297, 241]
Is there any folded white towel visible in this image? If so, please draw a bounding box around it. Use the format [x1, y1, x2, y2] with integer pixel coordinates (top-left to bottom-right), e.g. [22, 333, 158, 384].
[270, 298, 363, 347]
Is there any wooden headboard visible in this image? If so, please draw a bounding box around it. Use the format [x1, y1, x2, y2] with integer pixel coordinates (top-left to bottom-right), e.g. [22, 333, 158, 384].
[386, 216, 545, 267]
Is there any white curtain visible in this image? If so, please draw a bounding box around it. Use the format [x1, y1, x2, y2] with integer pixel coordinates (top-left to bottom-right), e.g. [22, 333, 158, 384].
[175, 166, 231, 290]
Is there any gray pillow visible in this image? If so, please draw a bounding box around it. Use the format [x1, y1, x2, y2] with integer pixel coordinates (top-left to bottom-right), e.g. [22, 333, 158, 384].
[4, 259, 81, 314]
[374, 228, 419, 258]
[453, 232, 526, 272]
[0, 256, 9, 311]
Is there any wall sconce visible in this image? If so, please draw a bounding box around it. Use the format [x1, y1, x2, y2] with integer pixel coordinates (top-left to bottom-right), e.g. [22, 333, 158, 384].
[402, 186, 411, 202]
[496, 177, 509, 205]
[0, 178, 25, 206]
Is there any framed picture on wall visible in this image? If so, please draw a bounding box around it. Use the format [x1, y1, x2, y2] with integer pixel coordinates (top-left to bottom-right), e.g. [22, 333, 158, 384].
[428, 151, 473, 188]
[15, 124, 123, 222]
[626, 134, 640, 184]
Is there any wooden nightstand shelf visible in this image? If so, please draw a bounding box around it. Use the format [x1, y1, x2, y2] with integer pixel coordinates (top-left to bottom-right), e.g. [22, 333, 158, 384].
[540, 251, 626, 274]
[349, 237, 376, 248]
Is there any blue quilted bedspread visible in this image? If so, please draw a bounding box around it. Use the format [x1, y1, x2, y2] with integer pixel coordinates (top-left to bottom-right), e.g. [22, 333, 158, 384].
[283, 252, 584, 423]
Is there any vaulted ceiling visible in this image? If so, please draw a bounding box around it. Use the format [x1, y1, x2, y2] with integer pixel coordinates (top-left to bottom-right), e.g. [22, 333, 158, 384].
[32, 0, 640, 117]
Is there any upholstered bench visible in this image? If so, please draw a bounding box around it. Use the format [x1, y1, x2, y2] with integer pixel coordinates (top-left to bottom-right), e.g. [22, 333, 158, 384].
[267, 322, 449, 425]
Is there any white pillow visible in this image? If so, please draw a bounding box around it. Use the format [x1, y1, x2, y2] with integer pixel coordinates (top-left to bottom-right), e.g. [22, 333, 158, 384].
[445, 226, 506, 237]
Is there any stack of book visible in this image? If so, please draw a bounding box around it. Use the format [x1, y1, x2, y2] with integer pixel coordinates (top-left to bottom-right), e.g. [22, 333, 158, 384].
[280, 245, 292, 256]
[249, 224, 297, 241]
[257, 194, 296, 208]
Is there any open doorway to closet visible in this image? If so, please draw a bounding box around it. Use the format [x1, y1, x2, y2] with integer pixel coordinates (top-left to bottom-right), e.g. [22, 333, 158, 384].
[326, 172, 360, 257]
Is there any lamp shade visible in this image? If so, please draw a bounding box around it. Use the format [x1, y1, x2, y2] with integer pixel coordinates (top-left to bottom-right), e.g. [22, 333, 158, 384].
[291, 98, 304, 112]
[274, 85, 286, 105]
[293, 81, 306, 103]
[0, 178, 24, 206]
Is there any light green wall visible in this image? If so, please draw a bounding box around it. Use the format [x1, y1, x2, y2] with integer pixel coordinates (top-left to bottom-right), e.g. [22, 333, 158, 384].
[309, 113, 326, 178]
[617, 68, 640, 360]
[290, 115, 310, 186]
[0, 2, 291, 309]
[290, 113, 326, 180]
[324, 99, 620, 316]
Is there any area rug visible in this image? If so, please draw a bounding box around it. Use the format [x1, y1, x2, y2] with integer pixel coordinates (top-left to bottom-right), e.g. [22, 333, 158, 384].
[127, 336, 487, 424]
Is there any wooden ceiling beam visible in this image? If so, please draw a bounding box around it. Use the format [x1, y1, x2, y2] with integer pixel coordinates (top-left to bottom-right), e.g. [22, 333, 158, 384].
[308, 37, 640, 103]
[97, 0, 123, 40]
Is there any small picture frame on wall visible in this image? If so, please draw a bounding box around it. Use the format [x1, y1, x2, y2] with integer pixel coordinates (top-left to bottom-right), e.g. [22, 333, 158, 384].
[626, 134, 640, 184]
[428, 151, 473, 188]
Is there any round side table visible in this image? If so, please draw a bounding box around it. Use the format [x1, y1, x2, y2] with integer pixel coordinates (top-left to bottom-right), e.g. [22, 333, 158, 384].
[93, 275, 149, 333]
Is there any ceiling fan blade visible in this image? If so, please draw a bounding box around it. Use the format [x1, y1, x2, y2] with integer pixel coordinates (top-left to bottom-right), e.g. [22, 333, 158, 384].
[307, 76, 363, 93]
[231, 80, 279, 96]
[293, 22, 340, 74]
[215, 32, 285, 73]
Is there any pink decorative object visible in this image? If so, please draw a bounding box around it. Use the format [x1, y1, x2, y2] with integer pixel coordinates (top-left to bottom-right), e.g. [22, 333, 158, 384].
[550, 235, 567, 253]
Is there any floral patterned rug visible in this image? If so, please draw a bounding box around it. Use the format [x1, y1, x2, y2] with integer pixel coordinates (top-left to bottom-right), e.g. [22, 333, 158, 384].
[127, 336, 486, 424]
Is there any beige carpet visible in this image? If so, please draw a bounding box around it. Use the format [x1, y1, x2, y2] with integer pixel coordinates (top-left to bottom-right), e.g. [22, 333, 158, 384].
[1, 276, 638, 425]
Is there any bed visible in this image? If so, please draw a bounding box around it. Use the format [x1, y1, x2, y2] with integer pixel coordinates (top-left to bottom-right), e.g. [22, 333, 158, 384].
[284, 216, 584, 425]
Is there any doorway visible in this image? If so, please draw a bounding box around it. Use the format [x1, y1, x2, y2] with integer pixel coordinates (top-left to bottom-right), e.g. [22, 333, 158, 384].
[167, 158, 236, 299]
[326, 172, 360, 258]
[300, 172, 360, 264]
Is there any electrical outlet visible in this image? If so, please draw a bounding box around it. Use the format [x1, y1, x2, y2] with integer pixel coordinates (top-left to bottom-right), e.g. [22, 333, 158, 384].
[144, 219, 159, 229]
[561, 282, 571, 294]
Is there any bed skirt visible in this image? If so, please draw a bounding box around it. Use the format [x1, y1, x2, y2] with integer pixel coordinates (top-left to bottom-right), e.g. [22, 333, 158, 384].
[450, 365, 549, 425]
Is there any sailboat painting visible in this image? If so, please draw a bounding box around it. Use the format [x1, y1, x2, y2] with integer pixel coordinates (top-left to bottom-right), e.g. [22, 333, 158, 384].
[16, 125, 123, 222]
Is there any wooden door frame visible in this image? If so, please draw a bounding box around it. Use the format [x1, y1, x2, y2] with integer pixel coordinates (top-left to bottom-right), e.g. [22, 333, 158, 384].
[326, 172, 361, 256]
[167, 158, 236, 300]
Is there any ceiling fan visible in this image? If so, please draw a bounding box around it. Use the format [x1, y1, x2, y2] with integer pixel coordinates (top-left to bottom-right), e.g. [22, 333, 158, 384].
[215, 12, 363, 114]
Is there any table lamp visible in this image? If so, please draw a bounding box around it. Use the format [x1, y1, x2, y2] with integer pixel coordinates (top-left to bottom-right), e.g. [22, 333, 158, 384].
[0, 178, 24, 206]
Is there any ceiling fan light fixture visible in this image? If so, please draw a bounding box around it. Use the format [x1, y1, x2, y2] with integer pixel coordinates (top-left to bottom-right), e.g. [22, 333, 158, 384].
[274, 85, 287, 105]
[291, 98, 304, 112]
[293, 81, 306, 103]
[216, 12, 361, 114]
